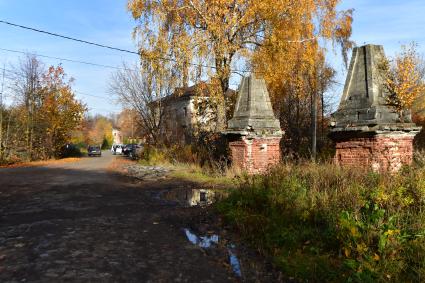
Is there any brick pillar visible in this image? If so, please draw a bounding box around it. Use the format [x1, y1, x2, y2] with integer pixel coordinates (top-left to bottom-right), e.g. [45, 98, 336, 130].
[334, 134, 415, 172]
[229, 136, 281, 174]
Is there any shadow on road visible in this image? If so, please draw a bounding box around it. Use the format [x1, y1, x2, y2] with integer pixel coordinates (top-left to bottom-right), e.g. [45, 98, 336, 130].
[0, 158, 236, 282]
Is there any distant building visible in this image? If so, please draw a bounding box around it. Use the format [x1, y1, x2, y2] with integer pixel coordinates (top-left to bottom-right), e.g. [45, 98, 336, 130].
[112, 128, 123, 145]
[159, 83, 235, 144]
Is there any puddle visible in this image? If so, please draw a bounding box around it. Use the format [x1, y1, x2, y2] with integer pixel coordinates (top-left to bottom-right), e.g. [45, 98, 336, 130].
[228, 244, 242, 277]
[183, 228, 242, 278]
[184, 229, 219, 248]
[164, 188, 224, 207]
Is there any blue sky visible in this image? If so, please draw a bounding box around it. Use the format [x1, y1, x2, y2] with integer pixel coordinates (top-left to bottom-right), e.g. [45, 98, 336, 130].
[0, 0, 137, 116]
[331, 0, 425, 82]
[1, 0, 425, 115]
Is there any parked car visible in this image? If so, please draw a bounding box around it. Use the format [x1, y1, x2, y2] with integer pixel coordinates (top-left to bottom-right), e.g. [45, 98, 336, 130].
[88, 145, 102, 157]
[111, 144, 123, 155]
[133, 144, 145, 160]
[122, 144, 135, 156]
[123, 143, 143, 159]
[129, 144, 144, 160]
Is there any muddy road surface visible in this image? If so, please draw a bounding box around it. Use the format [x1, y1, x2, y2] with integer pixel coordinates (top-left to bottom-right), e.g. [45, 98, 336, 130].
[0, 152, 236, 282]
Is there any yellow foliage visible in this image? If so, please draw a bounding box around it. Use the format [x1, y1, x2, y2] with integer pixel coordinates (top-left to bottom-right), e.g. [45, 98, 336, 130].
[127, 0, 353, 107]
[373, 253, 380, 261]
[39, 65, 86, 156]
[380, 43, 425, 116]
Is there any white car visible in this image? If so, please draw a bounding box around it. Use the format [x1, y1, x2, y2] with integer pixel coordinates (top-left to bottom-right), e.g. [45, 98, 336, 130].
[111, 144, 123, 155]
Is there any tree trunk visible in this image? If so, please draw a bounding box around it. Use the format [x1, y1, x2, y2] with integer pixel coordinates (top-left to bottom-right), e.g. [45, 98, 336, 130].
[311, 91, 317, 161]
[321, 90, 325, 141]
[4, 111, 11, 159]
[182, 62, 189, 88]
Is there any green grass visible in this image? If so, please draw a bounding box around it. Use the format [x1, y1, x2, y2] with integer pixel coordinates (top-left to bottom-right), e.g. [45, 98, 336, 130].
[216, 163, 425, 282]
[137, 144, 237, 187]
[170, 163, 236, 187]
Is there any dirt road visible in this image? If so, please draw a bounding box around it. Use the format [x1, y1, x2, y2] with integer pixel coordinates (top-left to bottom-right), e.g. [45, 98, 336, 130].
[0, 152, 235, 282]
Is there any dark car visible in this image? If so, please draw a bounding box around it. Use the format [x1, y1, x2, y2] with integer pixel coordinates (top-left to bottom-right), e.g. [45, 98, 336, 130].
[87, 145, 102, 157]
[129, 144, 144, 160]
[123, 144, 143, 159]
[122, 144, 131, 156]
[122, 144, 137, 156]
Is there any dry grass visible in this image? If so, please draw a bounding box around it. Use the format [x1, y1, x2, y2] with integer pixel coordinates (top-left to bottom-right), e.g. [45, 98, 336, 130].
[169, 162, 238, 187]
[107, 156, 135, 173]
[0, 157, 81, 169]
[217, 162, 425, 282]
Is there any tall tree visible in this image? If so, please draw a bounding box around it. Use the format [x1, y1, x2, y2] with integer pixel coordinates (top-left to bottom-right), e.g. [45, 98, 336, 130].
[39, 65, 86, 157]
[11, 55, 44, 160]
[127, 0, 353, 129]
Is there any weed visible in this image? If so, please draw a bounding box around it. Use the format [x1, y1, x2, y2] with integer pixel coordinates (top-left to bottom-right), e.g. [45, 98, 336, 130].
[217, 163, 425, 282]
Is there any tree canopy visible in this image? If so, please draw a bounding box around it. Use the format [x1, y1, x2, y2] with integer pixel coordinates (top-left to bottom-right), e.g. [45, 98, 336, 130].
[128, 0, 353, 94]
[379, 43, 425, 117]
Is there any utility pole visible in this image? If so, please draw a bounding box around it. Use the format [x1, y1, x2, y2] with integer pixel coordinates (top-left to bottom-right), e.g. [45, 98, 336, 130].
[0, 64, 5, 158]
[131, 113, 134, 143]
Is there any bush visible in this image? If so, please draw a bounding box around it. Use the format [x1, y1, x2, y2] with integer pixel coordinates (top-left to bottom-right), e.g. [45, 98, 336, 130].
[139, 133, 231, 175]
[58, 143, 82, 158]
[217, 163, 425, 282]
[138, 144, 169, 165]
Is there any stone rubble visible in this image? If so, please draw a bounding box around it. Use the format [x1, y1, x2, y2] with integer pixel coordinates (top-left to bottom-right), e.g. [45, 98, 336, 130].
[124, 164, 171, 180]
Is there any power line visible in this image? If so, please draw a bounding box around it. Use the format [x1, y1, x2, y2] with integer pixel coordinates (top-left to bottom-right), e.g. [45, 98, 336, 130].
[0, 20, 139, 56]
[0, 47, 134, 71]
[0, 19, 250, 74]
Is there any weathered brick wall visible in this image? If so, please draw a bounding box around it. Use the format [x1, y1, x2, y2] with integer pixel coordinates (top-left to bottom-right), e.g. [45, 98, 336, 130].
[335, 134, 415, 172]
[229, 137, 281, 174]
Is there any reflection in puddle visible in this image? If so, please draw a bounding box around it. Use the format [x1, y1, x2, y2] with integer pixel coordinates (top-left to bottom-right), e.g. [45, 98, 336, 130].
[228, 244, 242, 277]
[184, 228, 219, 248]
[165, 188, 223, 207]
[183, 228, 242, 278]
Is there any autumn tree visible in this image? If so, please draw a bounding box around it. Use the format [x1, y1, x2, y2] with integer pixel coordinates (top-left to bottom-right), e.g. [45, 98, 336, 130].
[79, 115, 114, 148]
[39, 66, 86, 157]
[379, 43, 425, 119]
[378, 43, 425, 149]
[117, 108, 143, 142]
[3, 57, 86, 161]
[245, 0, 352, 158]
[127, 0, 353, 130]
[10, 55, 44, 159]
[89, 116, 113, 148]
